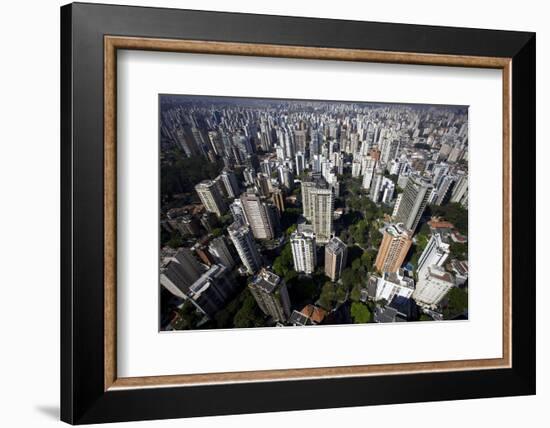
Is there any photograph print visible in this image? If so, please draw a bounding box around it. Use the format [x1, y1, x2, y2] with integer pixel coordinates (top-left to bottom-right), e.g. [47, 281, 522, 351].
[159, 95, 469, 331]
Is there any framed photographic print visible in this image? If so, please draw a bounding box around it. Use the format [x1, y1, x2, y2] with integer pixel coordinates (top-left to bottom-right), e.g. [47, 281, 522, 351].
[60, 2, 536, 424]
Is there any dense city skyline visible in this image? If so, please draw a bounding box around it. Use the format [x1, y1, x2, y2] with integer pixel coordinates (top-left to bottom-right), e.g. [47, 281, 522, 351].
[159, 94, 469, 331]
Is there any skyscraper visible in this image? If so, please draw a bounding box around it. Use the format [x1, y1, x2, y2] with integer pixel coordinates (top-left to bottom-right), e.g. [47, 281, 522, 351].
[301, 180, 318, 221]
[290, 224, 317, 274]
[310, 188, 334, 244]
[325, 237, 348, 281]
[229, 199, 247, 226]
[185, 264, 238, 317]
[361, 156, 377, 190]
[375, 224, 412, 273]
[380, 138, 400, 164]
[352, 160, 362, 178]
[255, 173, 271, 197]
[278, 165, 294, 189]
[208, 236, 236, 269]
[160, 248, 205, 299]
[434, 174, 456, 206]
[295, 151, 306, 176]
[294, 129, 307, 153]
[271, 187, 285, 215]
[228, 222, 262, 274]
[195, 179, 227, 217]
[416, 233, 450, 278]
[240, 190, 276, 240]
[220, 168, 240, 198]
[394, 173, 433, 232]
[369, 167, 384, 203]
[248, 268, 291, 322]
[450, 170, 468, 205]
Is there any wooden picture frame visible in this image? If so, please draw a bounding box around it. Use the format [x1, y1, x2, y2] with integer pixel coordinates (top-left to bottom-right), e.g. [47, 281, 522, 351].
[61, 2, 535, 424]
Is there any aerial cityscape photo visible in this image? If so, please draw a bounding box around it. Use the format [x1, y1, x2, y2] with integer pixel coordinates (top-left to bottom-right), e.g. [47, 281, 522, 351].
[159, 95, 469, 331]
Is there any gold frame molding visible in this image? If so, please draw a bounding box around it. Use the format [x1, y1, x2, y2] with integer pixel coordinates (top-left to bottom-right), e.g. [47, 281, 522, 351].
[104, 36, 512, 391]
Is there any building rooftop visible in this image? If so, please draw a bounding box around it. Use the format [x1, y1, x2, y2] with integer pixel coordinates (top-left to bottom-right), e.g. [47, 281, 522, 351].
[451, 260, 469, 276]
[374, 306, 406, 323]
[289, 310, 312, 326]
[195, 179, 215, 188]
[326, 236, 347, 253]
[297, 223, 315, 235]
[251, 268, 283, 293]
[427, 265, 454, 283]
[300, 305, 327, 324]
[189, 264, 226, 295]
[385, 223, 411, 238]
[384, 271, 415, 289]
[428, 217, 455, 230]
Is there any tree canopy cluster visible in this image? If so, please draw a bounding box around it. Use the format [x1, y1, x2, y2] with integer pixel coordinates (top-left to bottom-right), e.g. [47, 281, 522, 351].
[232, 289, 268, 328]
[427, 203, 468, 235]
[161, 152, 223, 204]
[351, 302, 373, 323]
[272, 242, 295, 281]
[443, 287, 468, 320]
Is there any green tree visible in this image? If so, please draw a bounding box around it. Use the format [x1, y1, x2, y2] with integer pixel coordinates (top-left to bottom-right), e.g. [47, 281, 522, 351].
[174, 300, 201, 330]
[335, 285, 347, 303]
[272, 242, 294, 280]
[428, 203, 468, 235]
[351, 302, 372, 323]
[318, 282, 337, 311]
[285, 224, 297, 237]
[350, 283, 362, 302]
[443, 287, 468, 320]
[361, 249, 378, 272]
[167, 233, 183, 249]
[449, 241, 468, 260]
[210, 227, 223, 238]
[233, 291, 266, 328]
[369, 228, 383, 249]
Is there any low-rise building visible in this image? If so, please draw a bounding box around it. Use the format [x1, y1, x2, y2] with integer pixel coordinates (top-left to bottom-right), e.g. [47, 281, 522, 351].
[412, 265, 455, 308]
[289, 305, 327, 326]
[366, 270, 415, 302]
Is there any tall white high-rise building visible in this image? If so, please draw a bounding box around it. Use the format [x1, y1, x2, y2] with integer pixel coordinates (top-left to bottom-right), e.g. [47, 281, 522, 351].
[278, 165, 294, 189]
[435, 174, 456, 206]
[290, 225, 317, 274]
[416, 233, 450, 278]
[301, 180, 319, 221]
[394, 173, 433, 232]
[352, 160, 362, 178]
[369, 167, 384, 203]
[380, 177, 395, 204]
[220, 168, 240, 199]
[450, 170, 468, 205]
[295, 151, 306, 176]
[240, 190, 276, 240]
[361, 156, 377, 190]
[208, 236, 236, 269]
[392, 193, 403, 217]
[380, 138, 400, 164]
[229, 199, 247, 226]
[310, 188, 334, 244]
[228, 223, 262, 274]
[195, 179, 227, 217]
